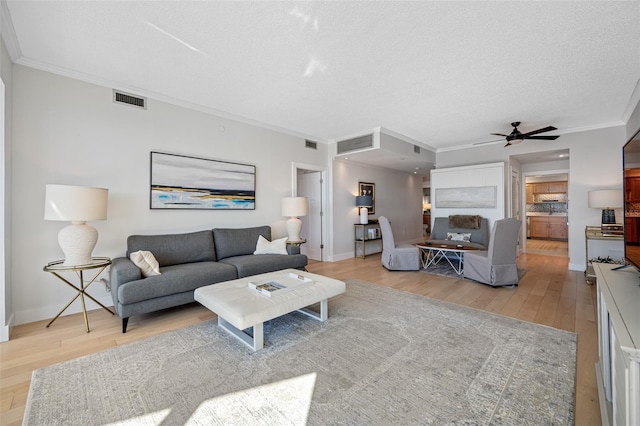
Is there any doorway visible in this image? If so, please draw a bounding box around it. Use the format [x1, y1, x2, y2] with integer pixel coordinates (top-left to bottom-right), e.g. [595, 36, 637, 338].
[523, 172, 569, 257]
[293, 163, 328, 262]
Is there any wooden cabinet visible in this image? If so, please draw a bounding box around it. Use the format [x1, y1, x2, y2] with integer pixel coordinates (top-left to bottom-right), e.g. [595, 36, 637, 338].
[626, 217, 639, 243]
[530, 216, 568, 240]
[625, 177, 640, 201]
[525, 184, 534, 204]
[532, 181, 567, 194]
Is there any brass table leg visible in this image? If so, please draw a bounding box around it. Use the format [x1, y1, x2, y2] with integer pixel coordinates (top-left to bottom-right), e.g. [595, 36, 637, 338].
[46, 265, 115, 333]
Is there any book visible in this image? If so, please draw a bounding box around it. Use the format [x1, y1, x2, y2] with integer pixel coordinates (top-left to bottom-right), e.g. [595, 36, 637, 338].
[251, 281, 287, 297]
[248, 272, 313, 297]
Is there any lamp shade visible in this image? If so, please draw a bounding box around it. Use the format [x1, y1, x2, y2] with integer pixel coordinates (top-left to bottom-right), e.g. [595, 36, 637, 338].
[355, 195, 373, 208]
[588, 189, 623, 209]
[44, 184, 108, 222]
[282, 197, 308, 217]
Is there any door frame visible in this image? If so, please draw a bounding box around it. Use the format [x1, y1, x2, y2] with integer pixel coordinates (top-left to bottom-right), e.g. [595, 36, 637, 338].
[292, 162, 329, 262]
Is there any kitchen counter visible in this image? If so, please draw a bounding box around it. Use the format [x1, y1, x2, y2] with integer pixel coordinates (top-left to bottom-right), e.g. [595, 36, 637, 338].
[526, 212, 568, 217]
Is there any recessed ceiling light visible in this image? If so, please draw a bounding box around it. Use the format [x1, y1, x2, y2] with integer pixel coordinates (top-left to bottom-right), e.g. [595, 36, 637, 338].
[344, 157, 349, 160]
[559, 154, 565, 158]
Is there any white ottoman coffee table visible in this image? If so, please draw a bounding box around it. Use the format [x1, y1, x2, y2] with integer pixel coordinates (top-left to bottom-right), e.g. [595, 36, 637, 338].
[194, 269, 346, 351]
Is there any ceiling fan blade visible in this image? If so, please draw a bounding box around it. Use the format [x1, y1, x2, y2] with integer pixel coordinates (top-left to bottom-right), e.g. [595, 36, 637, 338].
[521, 126, 557, 137]
[524, 135, 559, 140]
[473, 138, 505, 146]
[490, 133, 509, 137]
[504, 142, 512, 147]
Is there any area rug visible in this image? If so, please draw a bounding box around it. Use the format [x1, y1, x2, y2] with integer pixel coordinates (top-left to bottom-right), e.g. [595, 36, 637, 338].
[24, 280, 575, 425]
[423, 260, 527, 281]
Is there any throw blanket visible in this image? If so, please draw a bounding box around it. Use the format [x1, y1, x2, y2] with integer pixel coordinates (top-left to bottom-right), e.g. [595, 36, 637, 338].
[448, 215, 481, 229]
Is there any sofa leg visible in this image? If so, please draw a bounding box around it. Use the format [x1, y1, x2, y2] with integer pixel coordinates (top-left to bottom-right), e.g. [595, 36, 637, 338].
[122, 317, 129, 333]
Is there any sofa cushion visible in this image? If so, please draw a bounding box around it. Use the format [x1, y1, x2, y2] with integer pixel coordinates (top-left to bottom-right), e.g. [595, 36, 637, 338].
[253, 235, 288, 255]
[219, 254, 308, 278]
[117, 261, 237, 304]
[430, 217, 489, 249]
[213, 226, 271, 260]
[129, 250, 161, 277]
[446, 232, 472, 242]
[448, 215, 482, 229]
[127, 230, 215, 267]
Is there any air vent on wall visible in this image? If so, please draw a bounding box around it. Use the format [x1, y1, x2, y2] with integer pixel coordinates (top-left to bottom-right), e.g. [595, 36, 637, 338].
[337, 134, 373, 154]
[113, 90, 147, 109]
[414, 145, 421, 154]
[305, 140, 318, 150]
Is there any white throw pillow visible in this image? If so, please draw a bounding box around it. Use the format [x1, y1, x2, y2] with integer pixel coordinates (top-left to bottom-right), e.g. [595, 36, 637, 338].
[253, 235, 288, 255]
[130, 250, 161, 277]
[446, 232, 472, 242]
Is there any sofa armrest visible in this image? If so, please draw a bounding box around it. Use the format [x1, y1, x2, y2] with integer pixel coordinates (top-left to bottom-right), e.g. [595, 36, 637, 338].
[110, 257, 142, 305]
[286, 245, 301, 255]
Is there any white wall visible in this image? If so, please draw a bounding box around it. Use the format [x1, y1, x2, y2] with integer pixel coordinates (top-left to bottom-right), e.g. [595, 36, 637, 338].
[11, 65, 329, 325]
[331, 159, 423, 261]
[436, 126, 627, 271]
[430, 162, 506, 228]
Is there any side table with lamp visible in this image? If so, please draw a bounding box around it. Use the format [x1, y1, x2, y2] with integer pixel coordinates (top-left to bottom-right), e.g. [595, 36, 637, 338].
[43, 184, 113, 332]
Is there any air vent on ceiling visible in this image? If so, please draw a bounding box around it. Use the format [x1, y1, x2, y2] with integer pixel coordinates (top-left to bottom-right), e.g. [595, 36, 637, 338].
[113, 90, 147, 109]
[305, 140, 318, 150]
[414, 145, 420, 154]
[337, 134, 373, 154]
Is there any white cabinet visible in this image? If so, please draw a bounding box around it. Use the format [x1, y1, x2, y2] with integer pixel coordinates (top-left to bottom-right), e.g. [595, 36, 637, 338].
[593, 263, 640, 426]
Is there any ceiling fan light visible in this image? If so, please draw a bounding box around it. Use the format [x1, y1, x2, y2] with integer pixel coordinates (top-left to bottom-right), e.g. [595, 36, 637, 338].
[510, 138, 524, 145]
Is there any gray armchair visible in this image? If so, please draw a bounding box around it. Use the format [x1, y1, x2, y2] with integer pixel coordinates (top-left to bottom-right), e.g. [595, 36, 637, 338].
[378, 216, 420, 271]
[463, 218, 522, 287]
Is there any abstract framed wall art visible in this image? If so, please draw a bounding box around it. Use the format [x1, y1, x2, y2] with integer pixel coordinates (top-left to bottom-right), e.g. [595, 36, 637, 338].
[435, 186, 497, 208]
[150, 151, 256, 210]
[358, 181, 375, 214]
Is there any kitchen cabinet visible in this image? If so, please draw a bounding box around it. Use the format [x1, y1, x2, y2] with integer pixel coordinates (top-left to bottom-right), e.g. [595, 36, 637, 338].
[530, 216, 568, 240]
[626, 217, 639, 243]
[532, 181, 567, 194]
[625, 177, 640, 201]
[526, 184, 534, 204]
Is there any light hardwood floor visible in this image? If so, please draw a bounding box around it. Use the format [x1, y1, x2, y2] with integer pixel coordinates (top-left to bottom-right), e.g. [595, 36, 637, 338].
[0, 246, 600, 425]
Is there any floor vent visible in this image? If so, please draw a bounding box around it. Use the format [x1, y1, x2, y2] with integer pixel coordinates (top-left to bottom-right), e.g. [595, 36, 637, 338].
[113, 90, 147, 109]
[305, 140, 318, 150]
[414, 145, 421, 154]
[337, 134, 373, 154]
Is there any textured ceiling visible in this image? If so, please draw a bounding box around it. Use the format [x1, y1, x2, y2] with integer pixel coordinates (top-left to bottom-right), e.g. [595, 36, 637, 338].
[2, 1, 640, 153]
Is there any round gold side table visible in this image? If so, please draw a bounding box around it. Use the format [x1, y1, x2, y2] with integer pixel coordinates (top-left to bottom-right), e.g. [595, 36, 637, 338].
[43, 257, 114, 333]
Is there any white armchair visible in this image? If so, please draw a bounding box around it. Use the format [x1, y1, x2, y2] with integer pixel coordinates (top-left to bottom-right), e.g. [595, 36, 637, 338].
[378, 216, 420, 271]
[463, 218, 522, 287]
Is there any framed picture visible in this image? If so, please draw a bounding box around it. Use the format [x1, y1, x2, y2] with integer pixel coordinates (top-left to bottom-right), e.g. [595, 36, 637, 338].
[358, 181, 375, 214]
[150, 151, 256, 209]
[434, 186, 497, 208]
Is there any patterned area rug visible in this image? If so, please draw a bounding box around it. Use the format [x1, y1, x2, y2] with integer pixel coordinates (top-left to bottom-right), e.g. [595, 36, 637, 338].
[423, 258, 527, 281]
[24, 280, 575, 425]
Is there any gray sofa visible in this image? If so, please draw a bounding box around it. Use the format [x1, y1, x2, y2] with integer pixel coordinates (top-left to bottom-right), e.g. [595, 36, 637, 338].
[428, 216, 490, 249]
[110, 226, 307, 332]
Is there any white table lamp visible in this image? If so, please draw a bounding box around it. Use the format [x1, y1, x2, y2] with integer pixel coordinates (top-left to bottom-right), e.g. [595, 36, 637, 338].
[44, 184, 108, 266]
[588, 189, 623, 225]
[356, 195, 373, 224]
[282, 197, 308, 242]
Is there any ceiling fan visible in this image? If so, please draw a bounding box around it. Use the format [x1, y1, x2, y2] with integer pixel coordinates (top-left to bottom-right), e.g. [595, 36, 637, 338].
[480, 122, 560, 147]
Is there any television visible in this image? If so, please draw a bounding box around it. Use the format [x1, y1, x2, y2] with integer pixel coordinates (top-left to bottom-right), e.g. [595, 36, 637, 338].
[622, 126, 640, 271]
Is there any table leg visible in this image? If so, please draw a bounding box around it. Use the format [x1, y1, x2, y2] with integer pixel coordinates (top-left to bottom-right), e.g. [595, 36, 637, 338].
[46, 265, 114, 332]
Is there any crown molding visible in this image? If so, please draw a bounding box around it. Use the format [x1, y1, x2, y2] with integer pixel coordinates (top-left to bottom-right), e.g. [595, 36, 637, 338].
[0, 0, 22, 61]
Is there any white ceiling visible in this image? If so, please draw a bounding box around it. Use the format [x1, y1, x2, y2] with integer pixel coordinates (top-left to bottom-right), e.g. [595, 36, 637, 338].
[2, 1, 639, 162]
